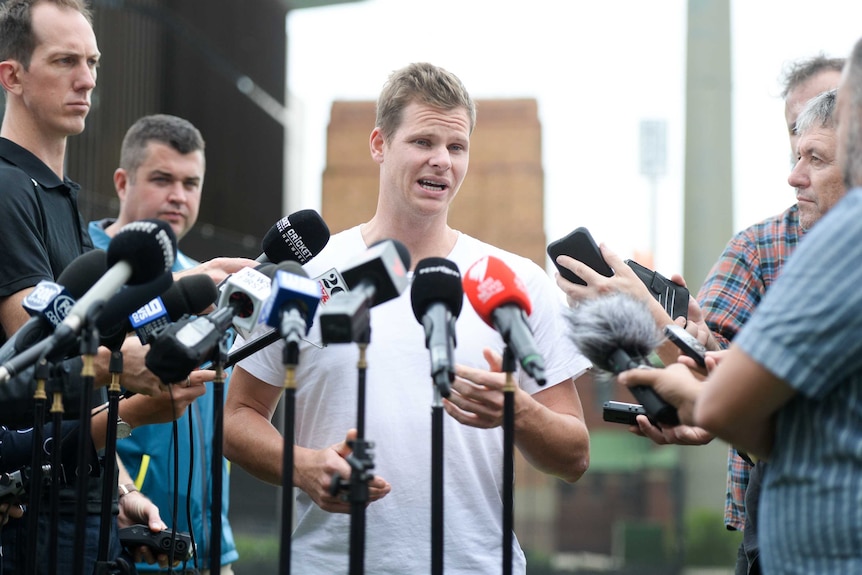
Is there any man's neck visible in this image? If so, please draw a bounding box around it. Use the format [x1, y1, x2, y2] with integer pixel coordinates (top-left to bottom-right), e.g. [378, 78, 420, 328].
[0, 113, 68, 179]
[361, 212, 458, 269]
[103, 219, 123, 238]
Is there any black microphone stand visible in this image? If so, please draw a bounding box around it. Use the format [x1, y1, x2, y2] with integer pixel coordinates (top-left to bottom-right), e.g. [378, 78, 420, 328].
[348, 331, 373, 575]
[25, 358, 50, 575]
[430, 379, 446, 575]
[225, 327, 280, 368]
[279, 339, 299, 575]
[329, 325, 375, 575]
[73, 319, 100, 575]
[96, 349, 123, 568]
[208, 334, 229, 572]
[48, 364, 67, 575]
[501, 347, 517, 575]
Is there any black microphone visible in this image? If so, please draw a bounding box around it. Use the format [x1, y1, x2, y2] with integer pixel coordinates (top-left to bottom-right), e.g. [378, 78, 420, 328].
[566, 291, 679, 426]
[97, 272, 218, 347]
[145, 265, 277, 383]
[410, 258, 463, 397]
[128, 274, 219, 344]
[256, 209, 330, 264]
[94, 271, 174, 349]
[59, 219, 176, 335]
[318, 239, 411, 344]
[312, 237, 410, 304]
[0, 220, 176, 383]
[10, 249, 108, 355]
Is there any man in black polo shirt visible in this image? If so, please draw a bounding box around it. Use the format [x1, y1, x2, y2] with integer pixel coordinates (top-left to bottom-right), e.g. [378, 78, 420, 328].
[0, 1, 171, 572]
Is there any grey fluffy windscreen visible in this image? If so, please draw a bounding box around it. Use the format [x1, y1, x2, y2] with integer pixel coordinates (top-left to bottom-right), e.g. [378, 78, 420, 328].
[566, 292, 663, 373]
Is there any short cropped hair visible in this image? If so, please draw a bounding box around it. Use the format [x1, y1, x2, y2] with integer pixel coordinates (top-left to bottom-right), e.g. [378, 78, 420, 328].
[375, 62, 476, 141]
[119, 114, 205, 182]
[781, 54, 845, 99]
[0, 0, 92, 68]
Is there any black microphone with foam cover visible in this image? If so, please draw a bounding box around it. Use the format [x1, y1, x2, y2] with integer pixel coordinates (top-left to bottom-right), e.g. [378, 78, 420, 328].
[158, 273, 218, 317]
[0, 220, 176, 383]
[566, 292, 679, 425]
[103, 274, 219, 346]
[9, 250, 108, 355]
[256, 209, 330, 264]
[95, 271, 174, 348]
[411, 258, 463, 397]
[62, 219, 176, 335]
[106, 219, 177, 285]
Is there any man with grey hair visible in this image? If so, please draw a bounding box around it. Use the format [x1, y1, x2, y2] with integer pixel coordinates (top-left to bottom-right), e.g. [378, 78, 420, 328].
[692, 60, 843, 575]
[621, 35, 862, 574]
[562, 58, 843, 575]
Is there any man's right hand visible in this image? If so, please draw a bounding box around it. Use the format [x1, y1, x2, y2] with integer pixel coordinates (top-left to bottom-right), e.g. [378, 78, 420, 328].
[120, 371, 211, 426]
[95, 336, 166, 396]
[176, 257, 258, 286]
[294, 429, 391, 514]
[630, 415, 714, 445]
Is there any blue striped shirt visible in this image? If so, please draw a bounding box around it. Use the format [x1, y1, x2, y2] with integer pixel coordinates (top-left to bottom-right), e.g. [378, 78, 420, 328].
[735, 187, 862, 574]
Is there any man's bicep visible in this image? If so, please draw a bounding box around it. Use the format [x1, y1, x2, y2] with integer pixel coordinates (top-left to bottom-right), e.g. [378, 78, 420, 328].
[533, 371, 589, 419]
[226, 364, 283, 421]
[697, 346, 795, 451]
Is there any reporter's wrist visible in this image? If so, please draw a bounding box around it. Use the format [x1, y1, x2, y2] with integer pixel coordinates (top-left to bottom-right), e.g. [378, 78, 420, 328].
[118, 483, 138, 500]
[117, 396, 144, 429]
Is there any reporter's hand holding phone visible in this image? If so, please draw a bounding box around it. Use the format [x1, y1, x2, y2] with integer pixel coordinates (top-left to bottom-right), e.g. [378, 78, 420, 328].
[617, 363, 714, 445]
[553, 241, 676, 322]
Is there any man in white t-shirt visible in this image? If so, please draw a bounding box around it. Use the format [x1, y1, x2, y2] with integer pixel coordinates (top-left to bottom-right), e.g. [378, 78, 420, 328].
[223, 62, 592, 574]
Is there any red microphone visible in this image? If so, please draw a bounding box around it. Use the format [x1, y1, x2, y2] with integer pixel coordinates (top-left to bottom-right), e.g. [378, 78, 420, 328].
[463, 256, 546, 384]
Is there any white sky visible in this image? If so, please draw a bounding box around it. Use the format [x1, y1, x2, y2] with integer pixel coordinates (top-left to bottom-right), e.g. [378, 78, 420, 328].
[285, 0, 862, 276]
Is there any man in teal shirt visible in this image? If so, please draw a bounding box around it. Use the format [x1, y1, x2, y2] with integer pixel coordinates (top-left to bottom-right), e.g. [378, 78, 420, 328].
[90, 114, 256, 573]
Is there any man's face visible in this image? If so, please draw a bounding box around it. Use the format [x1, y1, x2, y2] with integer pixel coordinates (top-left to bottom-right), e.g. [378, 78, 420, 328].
[115, 142, 204, 241]
[788, 126, 845, 230]
[18, 3, 99, 137]
[785, 70, 842, 157]
[370, 101, 470, 219]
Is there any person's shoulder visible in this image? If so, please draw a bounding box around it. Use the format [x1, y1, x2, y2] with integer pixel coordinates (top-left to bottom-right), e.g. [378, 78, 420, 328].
[317, 225, 361, 258]
[738, 204, 794, 230]
[174, 249, 200, 271]
[841, 186, 862, 208]
[454, 233, 546, 279]
[729, 204, 800, 246]
[0, 161, 39, 192]
[0, 140, 47, 186]
[303, 225, 362, 275]
[0, 165, 41, 210]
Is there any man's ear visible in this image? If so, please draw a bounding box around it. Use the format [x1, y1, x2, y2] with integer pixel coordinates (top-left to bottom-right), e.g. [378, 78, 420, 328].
[369, 127, 385, 165]
[113, 168, 129, 202]
[0, 60, 23, 95]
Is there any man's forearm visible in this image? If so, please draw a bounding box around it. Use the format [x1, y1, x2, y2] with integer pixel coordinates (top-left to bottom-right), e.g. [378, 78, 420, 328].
[224, 406, 285, 485]
[513, 384, 589, 483]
